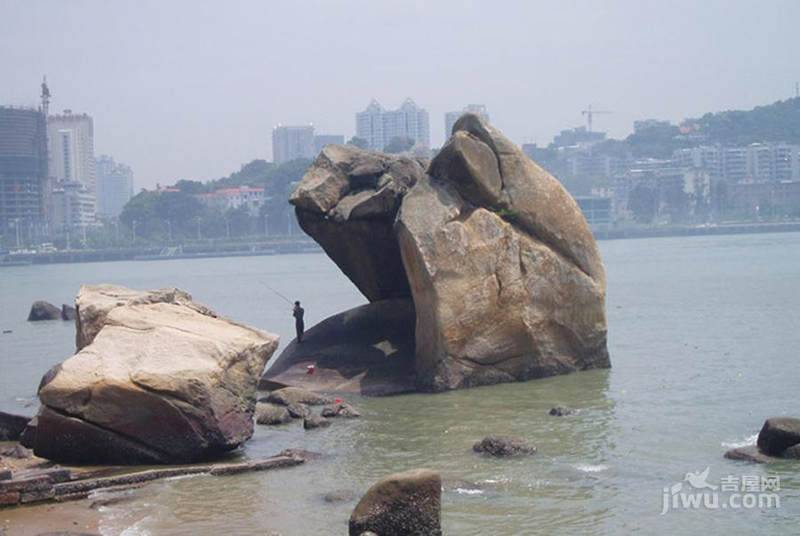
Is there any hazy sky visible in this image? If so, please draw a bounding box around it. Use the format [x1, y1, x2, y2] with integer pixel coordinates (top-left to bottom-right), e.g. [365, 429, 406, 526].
[2, 0, 798, 189]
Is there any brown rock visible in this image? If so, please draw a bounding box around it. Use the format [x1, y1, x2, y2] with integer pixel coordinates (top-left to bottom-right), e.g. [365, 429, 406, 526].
[255, 403, 292, 425]
[34, 285, 278, 464]
[472, 435, 536, 457]
[276, 114, 608, 394]
[349, 468, 441, 536]
[0, 490, 20, 505]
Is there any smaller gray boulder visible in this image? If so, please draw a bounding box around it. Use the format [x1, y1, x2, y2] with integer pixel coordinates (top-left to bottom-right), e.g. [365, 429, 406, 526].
[0, 411, 30, 441]
[267, 387, 333, 407]
[349, 468, 441, 536]
[304, 415, 332, 430]
[286, 403, 310, 419]
[27, 301, 61, 321]
[255, 403, 292, 426]
[473, 436, 536, 457]
[757, 417, 800, 456]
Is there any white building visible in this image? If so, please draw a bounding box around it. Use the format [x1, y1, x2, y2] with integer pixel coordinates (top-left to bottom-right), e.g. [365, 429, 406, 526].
[50, 180, 95, 232]
[95, 155, 134, 219]
[272, 125, 315, 164]
[355, 98, 430, 152]
[47, 110, 96, 195]
[444, 104, 490, 139]
[196, 187, 266, 216]
[673, 143, 800, 183]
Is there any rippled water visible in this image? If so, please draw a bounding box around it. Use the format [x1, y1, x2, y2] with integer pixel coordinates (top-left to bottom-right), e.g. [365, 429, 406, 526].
[1, 233, 799, 535]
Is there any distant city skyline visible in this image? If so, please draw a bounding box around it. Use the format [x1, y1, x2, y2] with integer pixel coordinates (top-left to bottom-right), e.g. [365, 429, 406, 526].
[2, 1, 798, 189]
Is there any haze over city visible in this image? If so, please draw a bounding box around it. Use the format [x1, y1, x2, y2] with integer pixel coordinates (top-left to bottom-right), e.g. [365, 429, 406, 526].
[2, 0, 798, 189]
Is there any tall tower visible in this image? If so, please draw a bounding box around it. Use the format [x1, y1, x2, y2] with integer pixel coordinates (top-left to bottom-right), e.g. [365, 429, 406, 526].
[40, 76, 50, 117]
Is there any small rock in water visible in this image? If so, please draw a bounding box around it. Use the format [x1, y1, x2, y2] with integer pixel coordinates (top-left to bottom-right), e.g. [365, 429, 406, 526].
[549, 406, 576, 417]
[349, 468, 442, 536]
[286, 403, 310, 419]
[255, 403, 292, 426]
[473, 436, 536, 457]
[267, 387, 332, 407]
[757, 417, 800, 456]
[27, 300, 61, 321]
[304, 415, 332, 430]
[277, 448, 323, 461]
[323, 489, 356, 503]
[322, 402, 361, 419]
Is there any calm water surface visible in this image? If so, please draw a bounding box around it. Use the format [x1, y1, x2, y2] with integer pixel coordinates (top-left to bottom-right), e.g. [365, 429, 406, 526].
[1, 233, 799, 535]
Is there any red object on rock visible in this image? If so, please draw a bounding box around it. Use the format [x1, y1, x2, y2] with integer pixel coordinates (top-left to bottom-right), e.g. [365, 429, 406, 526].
[306, 364, 316, 375]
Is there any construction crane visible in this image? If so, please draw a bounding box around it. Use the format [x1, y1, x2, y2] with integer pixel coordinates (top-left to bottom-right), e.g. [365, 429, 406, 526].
[581, 104, 611, 133]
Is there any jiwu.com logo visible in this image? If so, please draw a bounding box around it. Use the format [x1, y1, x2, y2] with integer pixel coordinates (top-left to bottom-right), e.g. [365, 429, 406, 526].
[661, 467, 781, 514]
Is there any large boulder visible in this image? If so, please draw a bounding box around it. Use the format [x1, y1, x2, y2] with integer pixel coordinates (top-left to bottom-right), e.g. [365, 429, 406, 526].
[260, 299, 416, 396]
[27, 301, 61, 321]
[757, 417, 800, 456]
[349, 468, 442, 536]
[263, 114, 609, 393]
[33, 285, 278, 464]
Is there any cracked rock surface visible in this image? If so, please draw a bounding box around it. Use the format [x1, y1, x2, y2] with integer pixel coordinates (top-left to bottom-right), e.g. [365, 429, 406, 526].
[34, 285, 279, 464]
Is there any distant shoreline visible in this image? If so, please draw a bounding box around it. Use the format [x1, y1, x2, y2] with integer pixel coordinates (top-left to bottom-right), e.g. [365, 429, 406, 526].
[3, 222, 800, 267]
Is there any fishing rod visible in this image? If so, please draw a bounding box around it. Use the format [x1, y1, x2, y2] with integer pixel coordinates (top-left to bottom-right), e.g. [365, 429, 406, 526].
[259, 281, 293, 306]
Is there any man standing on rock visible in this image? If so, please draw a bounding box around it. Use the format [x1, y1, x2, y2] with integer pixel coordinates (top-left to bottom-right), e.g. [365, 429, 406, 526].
[293, 301, 305, 343]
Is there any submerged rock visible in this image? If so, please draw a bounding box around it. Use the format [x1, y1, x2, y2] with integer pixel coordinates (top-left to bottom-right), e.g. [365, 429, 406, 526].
[303, 415, 332, 430]
[255, 403, 292, 426]
[266, 113, 609, 394]
[0, 411, 30, 441]
[472, 435, 536, 457]
[349, 468, 442, 536]
[33, 285, 278, 464]
[549, 406, 576, 417]
[757, 417, 800, 456]
[27, 301, 61, 321]
[321, 402, 361, 419]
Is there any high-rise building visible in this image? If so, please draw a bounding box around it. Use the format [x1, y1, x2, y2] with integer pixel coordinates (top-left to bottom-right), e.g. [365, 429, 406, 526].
[50, 180, 95, 233]
[355, 99, 430, 152]
[47, 110, 96, 195]
[95, 155, 134, 219]
[0, 106, 49, 243]
[313, 134, 345, 154]
[444, 104, 490, 139]
[272, 125, 315, 164]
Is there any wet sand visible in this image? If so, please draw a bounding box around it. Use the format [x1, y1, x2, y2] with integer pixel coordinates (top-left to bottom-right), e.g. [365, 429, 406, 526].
[1, 499, 100, 536]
